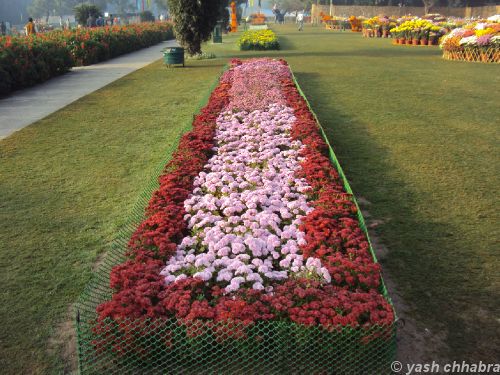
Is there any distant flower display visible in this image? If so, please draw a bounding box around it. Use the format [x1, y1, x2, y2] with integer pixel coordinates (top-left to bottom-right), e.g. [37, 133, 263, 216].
[237, 29, 279, 50]
[440, 19, 499, 62]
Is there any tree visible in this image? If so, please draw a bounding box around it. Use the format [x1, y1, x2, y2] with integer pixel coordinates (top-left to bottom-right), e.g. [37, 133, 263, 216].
[140, 10, 155, 22]
[74, 3, 102, 25]
[28, 0, 54, 20]
[421, 0, 438, 14]
[111, 0, 134, 15]
[168, 0, 223, 55]
[28, 0, 109, 19]
[274, 0, 310, 12]
[154, 0, 168, 10]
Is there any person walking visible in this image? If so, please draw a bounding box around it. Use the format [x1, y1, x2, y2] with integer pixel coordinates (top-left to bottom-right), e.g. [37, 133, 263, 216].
[25, 17, 36, 36]
[297, 11, 304, 31]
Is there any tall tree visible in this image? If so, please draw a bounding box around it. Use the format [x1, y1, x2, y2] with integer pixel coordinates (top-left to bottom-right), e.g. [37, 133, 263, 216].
[154, 0, 168, 10]
[28, 0, 53, 19]
[274, 0, 309, 12]
[421, 0, 438, 13]
[168, 0, 222, 55]
[28, 0, 109, 18]
[111, 0, 134, 15]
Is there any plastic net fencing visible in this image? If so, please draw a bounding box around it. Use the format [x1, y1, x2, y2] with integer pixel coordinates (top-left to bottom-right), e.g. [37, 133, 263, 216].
[78, 318, 395, 374]
[75, 65, 397, 375]
[443, 47, 500, 63]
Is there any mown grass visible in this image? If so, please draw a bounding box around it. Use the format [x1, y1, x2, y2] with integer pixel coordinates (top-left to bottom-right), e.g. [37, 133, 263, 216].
[0, 23, 498, 374]
[0, 59, 226, 374]
[207, 25, 499, 362]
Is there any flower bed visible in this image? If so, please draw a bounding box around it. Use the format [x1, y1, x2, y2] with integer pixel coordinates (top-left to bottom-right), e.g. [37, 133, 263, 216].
[237, 30, 279, 51]
[390, 18, 446, 46]
[0, 22, 174, 96]
[440, 20, 500, 63]
[76, 58, 396, 374]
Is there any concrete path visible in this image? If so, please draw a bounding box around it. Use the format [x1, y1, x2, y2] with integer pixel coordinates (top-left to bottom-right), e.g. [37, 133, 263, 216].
[0, 39, 178, 140]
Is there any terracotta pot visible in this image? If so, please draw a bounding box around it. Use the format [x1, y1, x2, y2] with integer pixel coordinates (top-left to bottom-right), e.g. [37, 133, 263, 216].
[412, 39, 419, 45]
[400, 39, 406, 45]
[428, 38, 436, 46]
[420, 39, 428, 46]
[406, 39, 413, 45]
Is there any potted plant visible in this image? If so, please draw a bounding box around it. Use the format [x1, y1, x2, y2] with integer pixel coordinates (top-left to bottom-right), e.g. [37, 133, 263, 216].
[420, 27, 430, 45]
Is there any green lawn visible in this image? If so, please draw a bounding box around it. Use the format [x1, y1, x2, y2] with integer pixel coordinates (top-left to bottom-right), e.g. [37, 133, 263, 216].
[0, 24, 498, 373]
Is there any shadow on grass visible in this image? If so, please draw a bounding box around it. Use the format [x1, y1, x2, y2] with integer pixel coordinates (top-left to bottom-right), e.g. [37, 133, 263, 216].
[293, 70, 500, 362]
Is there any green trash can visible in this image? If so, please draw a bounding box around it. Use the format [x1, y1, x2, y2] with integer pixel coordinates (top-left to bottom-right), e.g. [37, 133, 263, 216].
[213, 21, 222, 43]
[163, 47, 184, 67]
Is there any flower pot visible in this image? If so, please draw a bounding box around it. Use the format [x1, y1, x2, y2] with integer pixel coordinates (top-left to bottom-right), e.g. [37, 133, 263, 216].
[412, 39, 419, 45]
[420, 39, 428, 46]
[400, 39, 406, 45]
[395, 38, 400, 44]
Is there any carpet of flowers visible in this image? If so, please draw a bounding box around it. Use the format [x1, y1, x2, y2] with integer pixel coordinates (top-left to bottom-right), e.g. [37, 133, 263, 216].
[0, 22, 173, 96]
[94, 58, 394, 352]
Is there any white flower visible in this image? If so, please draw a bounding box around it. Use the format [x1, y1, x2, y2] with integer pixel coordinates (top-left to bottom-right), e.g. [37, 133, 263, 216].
[459, 35, 477, 46]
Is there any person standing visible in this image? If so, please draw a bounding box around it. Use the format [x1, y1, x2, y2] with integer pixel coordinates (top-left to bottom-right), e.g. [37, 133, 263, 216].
[297, 11, 304, 31]
[1, 21, 6, 36]
[25, 17, 36, 36]
[87, 14, 96, 28]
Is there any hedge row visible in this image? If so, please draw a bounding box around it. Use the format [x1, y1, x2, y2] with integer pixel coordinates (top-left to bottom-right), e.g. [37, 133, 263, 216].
[0, 22, 174, 96]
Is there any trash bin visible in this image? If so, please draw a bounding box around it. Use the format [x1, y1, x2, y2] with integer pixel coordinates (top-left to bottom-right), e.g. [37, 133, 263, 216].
[213, 21, 222, 43]
[163, 47, 184, 67]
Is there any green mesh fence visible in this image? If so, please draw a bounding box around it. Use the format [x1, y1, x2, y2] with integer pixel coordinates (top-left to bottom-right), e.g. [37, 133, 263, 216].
[75, 64, 397, 375]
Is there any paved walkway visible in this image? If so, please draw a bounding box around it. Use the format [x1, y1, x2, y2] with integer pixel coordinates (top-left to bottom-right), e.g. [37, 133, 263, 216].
[0, 39, 178, 140]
